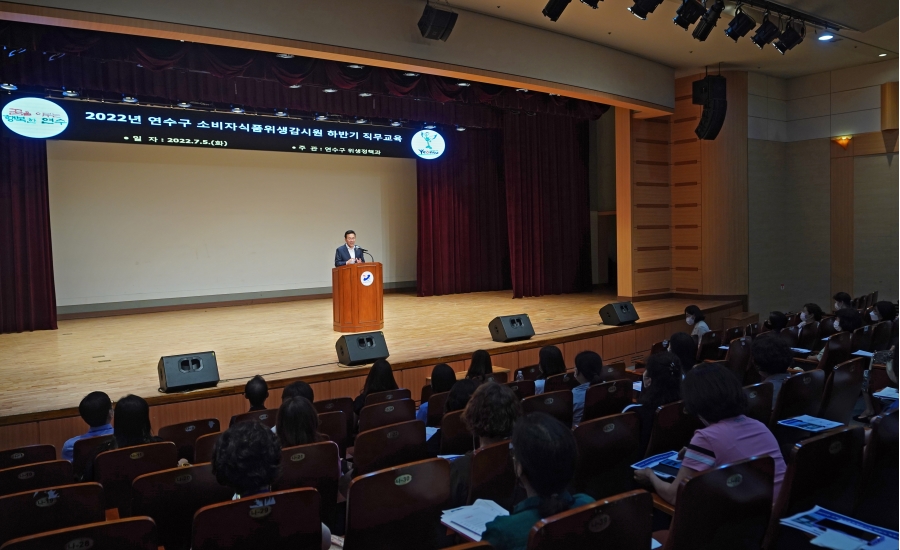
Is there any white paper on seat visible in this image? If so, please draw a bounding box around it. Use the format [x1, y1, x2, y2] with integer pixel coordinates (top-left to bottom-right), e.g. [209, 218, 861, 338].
[777, 415, 842, 433]
[441, 499, 509, 541]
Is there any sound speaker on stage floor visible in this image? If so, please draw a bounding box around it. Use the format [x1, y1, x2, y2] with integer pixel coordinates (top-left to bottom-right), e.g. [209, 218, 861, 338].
[158, 351, 220, 393]
[489, 314, 535, 343]
[336, 332, 390, 366]
[599, 302, 639, 326]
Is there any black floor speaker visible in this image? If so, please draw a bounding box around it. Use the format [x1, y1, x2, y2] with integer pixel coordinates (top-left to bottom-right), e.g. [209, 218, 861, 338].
[158, 351, 220, 393]
[489, 314, 535, 342]
[599, 302, 640, 326]
[336, 332, 390, 366]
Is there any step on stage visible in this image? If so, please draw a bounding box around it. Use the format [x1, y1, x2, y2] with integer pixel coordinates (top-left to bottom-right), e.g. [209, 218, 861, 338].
[0, 290, 743, 450]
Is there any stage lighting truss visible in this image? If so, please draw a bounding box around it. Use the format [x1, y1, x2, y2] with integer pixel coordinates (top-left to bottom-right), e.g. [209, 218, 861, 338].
[724, 7, 756, 42]
[773, 19, 804, 54]
[692, 0, 725, 41]
[673, 0, 705, 30]
[628, 0, 664, 20]
[750, 11, 780, 49]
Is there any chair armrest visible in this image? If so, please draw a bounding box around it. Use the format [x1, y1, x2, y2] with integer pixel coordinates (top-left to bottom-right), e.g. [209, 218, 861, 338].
[793, 358, 818, 371]
[652, 493, 675, 516]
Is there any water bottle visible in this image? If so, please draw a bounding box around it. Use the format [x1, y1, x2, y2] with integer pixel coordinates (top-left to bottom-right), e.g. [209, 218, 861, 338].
[516, 371, 524, 382]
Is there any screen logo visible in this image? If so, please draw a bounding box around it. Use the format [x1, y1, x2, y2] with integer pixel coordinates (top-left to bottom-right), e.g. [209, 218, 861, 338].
[1, 97, 69, 138]
[410, 130, 445, 159]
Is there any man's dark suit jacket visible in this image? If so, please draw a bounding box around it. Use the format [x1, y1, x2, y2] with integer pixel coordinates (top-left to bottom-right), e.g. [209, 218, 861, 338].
[335, 245, 365, 267]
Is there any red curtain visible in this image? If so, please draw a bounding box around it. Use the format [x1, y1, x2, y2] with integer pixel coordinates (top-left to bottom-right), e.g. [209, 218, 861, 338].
[417, 129, 510, 296]
[0, 137, 57, 332]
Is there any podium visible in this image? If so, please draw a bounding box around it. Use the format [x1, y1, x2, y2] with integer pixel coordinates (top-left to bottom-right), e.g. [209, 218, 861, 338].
[332, 262, 384, 333]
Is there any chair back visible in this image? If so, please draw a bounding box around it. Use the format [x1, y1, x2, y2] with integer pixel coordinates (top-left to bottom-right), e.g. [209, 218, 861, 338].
[745, 322, 761, 338]
[796, 321, 819, 350]
[192, 488, 321, 550]
[94, 441, 178, 512]
[856, 410, 898, 530]
[777, 327, 799, 348]
[696, 330, 723, 361]
[742, 383, 773, 426]
[582, 380, 633, 424]
[505, 380, 536, 400]
[420, 384, 433, 405]
[643, 401, 703, 458]
[73, 435, 116, 480]
[770, 370, 826, 426]
[572, 413, 640, 500]
[0, 444, 55, 470]
[193, 432, 221, 464]
[819, 358, 865, 424]
[0, 517, 158, 550]
[0, 460, 73, 497]
[426, 391, 450, 427]
[131, 464, 233, 550]
[544, 372, 579, 393]
[723, 337, 752, 383]
[354, 420, 427, 477]
[317, 411, 348, 458]
[274, 441, 341, 527]
[722, 326, 744, 344]
[358, 399, 416, 433]
[231, 408, 278, 428]
[813, 319, 838, 350]
[666, 457, 775, 550]
[785, 313, 800, 327]
[314, 397, 355, 438]
[650, 340, 668, 355]
[364, 388, 412, 407]
[599, 362, 627, 383]
[521, 390, 574, 428]
[0, 483, 104, 547]
[850, 325, 874, 353]
[158, 418, 220, 461]
[872, 321, 893, 351]
[528, 490, 652, 550]
[468, 441, 517, 508]
[345, 458, 450, 550]
[439, 410, 476, 456]
[514, 365, 541, 381]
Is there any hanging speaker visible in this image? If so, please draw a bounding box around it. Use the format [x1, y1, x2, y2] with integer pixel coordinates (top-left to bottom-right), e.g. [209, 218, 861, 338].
[692, 75, 727, 140]
[158, 351, 220, 393]
[417, 5, 458, 41]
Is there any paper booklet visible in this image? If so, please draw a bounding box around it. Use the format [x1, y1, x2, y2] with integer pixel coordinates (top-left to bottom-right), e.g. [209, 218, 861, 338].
[777, 415, 843, 433]
[780, 505, 898, 550]
[631, 450, 681, 480]
[441, 499, 509, 541]
[873, 387, 899, 401]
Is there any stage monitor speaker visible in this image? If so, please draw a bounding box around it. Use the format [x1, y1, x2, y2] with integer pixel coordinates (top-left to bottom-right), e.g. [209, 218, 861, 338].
[336, 332, 390, 366]
[692, 75, 727, 140]
[489, 314, 535, 343]
[158, 351, 220, 393]
[418, 4, 458, 41]
[599, 302, 640, 326]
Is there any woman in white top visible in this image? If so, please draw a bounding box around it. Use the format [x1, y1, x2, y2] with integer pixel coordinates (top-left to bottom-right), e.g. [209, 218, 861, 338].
[684, 305, 710, 339]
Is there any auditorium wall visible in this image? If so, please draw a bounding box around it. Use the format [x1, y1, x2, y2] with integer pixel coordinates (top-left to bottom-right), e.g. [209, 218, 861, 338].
[47, 141, 417, 314]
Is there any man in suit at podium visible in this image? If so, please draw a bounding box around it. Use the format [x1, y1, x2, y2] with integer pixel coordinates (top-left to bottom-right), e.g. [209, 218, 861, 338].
[335, 229, 366, 267]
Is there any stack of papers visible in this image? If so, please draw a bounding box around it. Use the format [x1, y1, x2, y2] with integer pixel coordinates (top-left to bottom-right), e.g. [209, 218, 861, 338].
[441, 499, 509, 541]
[631, 451, 681, 480]
[778, 415, 843, 433]
[791, 347, 812, 354]
[781, 505, 898, 550]
[852, 350, 875, 358]
[873, 387, 899, 401]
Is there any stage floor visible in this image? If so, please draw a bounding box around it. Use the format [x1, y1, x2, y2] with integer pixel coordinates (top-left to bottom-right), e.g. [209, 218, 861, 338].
[0, 290, 739, 424]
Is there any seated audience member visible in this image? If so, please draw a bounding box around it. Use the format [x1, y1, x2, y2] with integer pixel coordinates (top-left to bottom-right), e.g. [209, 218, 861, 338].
[635, 364, 785, 505]
[84, 394, 162, 480]
[353, 358, 399, 417]
[810, 308, 863, 361]
[623, 352, 683, 457]
[668, 332, 698, 374]
[427, 379, 479, 456]
[416, 363, 456, 423]
[833, 292, 852, 312]
[751, 334, 794, 408]
[213, 421, 332, 550]
[572, 351, 604, 425]
[276, 396, 328, 447]
[684, 305, 710, 338]
[797, 303, 824, 330]
[449, 382, 522, 508]
[282, 380, 315, 403]
[482, 413, 593, 550]
[871, 300, 896, 323]
[533, 345, 566, 395]
[858, 338, 899, 422]
[466, 349, 494, 384]
[230, 375, 269, 426]
[765, 311, 788, 332]
[62, 391, 114, 462]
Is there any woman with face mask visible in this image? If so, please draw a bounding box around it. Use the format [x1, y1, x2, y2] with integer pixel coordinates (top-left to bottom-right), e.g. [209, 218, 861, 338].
[809, 308, 863, 361]
[684, 305, 710, 339]
[870, 301, 896, 324]
[833, 292, 852, 312]
[797, 303, 823, 329]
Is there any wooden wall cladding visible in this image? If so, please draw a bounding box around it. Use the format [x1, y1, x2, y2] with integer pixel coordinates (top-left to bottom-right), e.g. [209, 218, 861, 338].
[672, 76, 704, 295]
[631, 116, 672, 297]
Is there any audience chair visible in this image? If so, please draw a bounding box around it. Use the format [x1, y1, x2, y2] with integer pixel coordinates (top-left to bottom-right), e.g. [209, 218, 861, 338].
[505, 380, 536, 400]
[572, 413, 640, 500]
[73, 434, 115, 480]
[777, 327, 799, 348]
[467, 440, 517, 508]
[358, 398, 416, 433]
[93, 441, 177, 512]
[850, 325, 874, 353]
[742, 382, 773, 426]
[193, 432, 221, 464]
[634, 342, 668, 371]
[439, 410, 476, 456]
[855, 410, 898, 530]
[420, 384, 433, 406]
[158, 418, 220, 461]
[872, 320, 892, 351]
[514, 365, 541, 381]
[785, 313, 800, 327]
[811, 318, 838, 351]
[0, 482, 104, 547]
[317, 411, 348, 458]
[131, 463, 233, 550]
[274, 441, 341, 528]
[663, 457, 774, 550]
[544, 371, 579, 393]
[795, 331, 850, 372]
[528, 489, 652, 550]
[722, 326, 744, 344]
[819, 357, 865, 424]
[745, 322, 761, 338]
[425, 391, 450, 427]
[795, 321, 819, 351]
[599, 362, 628, 383]
[720, 337, 753, 383]
[315, 397, 355, 439]
[192, 488, 321, 550]
[0, 516, 158, 550]
[344, 458, 450, 550]
[0, 460, 73, 497]
[769, 369, 826, 427]
[581, 380, 634, 424]
[644, 401, 703, 459]
[353, 420, 427, 477]
[522, 390, 574, 428]
[0, 444, 55, 470]
[695, 330, 723, 362]
[364, 388, 412, 407]
[230, 407, 278, 428]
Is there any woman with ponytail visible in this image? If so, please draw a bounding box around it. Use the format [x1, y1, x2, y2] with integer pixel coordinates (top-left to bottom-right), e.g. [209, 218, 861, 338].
[623, 352, 683, 457]
[482, 413, 593, 550]
[571, 351, 604, 425]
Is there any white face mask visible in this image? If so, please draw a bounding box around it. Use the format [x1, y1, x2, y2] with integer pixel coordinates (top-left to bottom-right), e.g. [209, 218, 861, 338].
[686, 316, 695, 326]
[834, 302, 841, 311]
[800, 312, 809, 322]
[833, 320, 841, 332]
[870, 311, 880, 321]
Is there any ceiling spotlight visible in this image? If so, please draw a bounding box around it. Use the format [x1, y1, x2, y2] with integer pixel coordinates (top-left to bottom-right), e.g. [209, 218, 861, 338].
[358, 92, 373, 97]
[231, 107, 245, 114]
[177, 101, 191, 108]
[750, 13, 780, 49]
[322, 88, 338, 93]
[818, 33, 834, 41]
[456, 126, 466, 131]
[457, 81, 471, 87]
[516, 88, 529, 92]
[542, 0, 572, 21]
[628, 0, 664, 20]
[346, 64, 365, 69]
[402, 72, 419, 77]
[289, 84, 302, 89]
[424, 123, 436, 129]
[61, 89, 79, 97]
[724, 8, 756, 42]
[122, 96, 138, 104]
[773, 20, 804, 54]
[391, 121, 402, 127]
[275, 53, 294, 59]
[673, 0, 705, 30]
[315, 114, 328, 121]
[355, 118, 368, 124]
[692, 0, 724, 41]
[275, 110, 288, 117]
[580, 0, 601, 9]
[0, 83, 18, 91]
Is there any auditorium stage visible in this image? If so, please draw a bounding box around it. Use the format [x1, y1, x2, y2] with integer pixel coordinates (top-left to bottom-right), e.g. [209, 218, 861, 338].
[0, 290, 744, 448]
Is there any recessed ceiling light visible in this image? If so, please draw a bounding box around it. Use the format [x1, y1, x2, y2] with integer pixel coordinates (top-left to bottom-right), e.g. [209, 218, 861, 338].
[61, 89, 79, 97]
[391, 121, 402, 127]
[879, 53, 887, 57]
[818, 34, 834, 41]
[322, 88, 338, 93]
[424, 123, 436, 129]
[122, 96, 138, 104]
[275, 110, 288, 117]
[358, 92, 373, 97]
[515, 88, 529, 92]
[347, 64, 365, 69]
[355, 118, 368, 124]
[457, 82, 471, 87]
[0, 83, 18, 91]
[275, 53, 294, 59]
[289, 84, 302, 89]
[231, 107, 245, 114]
[315, 114, 328, 121]
[403, 72, 419, 77]
[177, 101, 191, 108]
